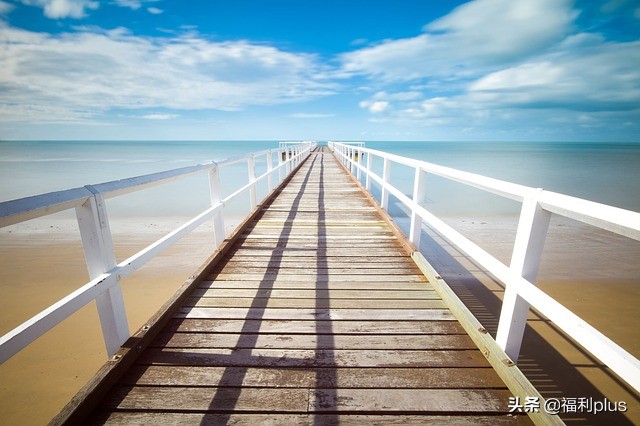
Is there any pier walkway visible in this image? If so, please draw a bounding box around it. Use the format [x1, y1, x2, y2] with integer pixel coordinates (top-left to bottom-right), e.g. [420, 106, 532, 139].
[56, 148, 533, 424]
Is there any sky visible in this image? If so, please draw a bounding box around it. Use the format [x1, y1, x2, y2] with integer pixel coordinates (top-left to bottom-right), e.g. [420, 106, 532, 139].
[0, 0, 639, 141]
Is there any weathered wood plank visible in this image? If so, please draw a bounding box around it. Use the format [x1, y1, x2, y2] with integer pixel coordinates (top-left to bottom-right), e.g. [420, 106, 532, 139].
[175, 307, 456, 321]
[198, 280, 431, 291]
[91, 412, 533, 425]
[210, 266, 422, 275]
[216, 260, 427, 269]
[183, 297, 446, 309]
[207, 274, 427, 282]
[225, 251, 406, 263]
[164, 319, 466, 335]
[121, 365, 504, 388]
[190, 288, 440, 299]
[138, 348, 492, 368]
[233, 243, 407, 252]
[238, 234, 397, 240]
[310, 389, 514, 413]
[152, 332, 476, 350]
[103, 386, 308, 412]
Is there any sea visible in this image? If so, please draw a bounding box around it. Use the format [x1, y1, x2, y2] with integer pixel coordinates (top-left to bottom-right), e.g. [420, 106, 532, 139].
[1, 140, 640, 222]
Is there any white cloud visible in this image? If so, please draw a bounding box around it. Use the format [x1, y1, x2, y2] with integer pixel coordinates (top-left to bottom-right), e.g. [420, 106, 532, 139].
[341, 0, 576, 81]
[0, 1, 14, 14]
[468, 38, 640, 111]
[141, 113, 178, 120]
[0, 26, 335, 123]
[20, 0, 98, 19]
[354, 34, 640, 135]
[113, 0, 145, 10]
[347, 1, 639, 137]
[373, 91, 422, 101]
[113, 0, 162, 11]
[289, 113, 335, 118]
[359, 100, 389, 113]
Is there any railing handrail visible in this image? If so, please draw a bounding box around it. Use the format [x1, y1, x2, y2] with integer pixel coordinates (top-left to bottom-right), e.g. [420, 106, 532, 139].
[329, 141, 640, 393]
[0, 141, 316, 364]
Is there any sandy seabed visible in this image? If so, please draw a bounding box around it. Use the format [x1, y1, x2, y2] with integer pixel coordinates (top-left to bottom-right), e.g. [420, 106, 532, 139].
[0, 214, 638, 424]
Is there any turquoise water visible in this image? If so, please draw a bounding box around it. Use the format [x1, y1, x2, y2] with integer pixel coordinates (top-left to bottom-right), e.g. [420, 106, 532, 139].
[1, 140, 639, 218]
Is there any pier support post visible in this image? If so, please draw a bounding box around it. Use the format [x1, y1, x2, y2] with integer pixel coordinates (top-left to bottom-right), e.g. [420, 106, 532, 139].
[247, 155, 257, 209]
[496, 189, 551, 362]
[75, 191, 129, 357]
[209, 166, 225, 247]
[381, 158, 391, 210]
[409, 168, 427, 247]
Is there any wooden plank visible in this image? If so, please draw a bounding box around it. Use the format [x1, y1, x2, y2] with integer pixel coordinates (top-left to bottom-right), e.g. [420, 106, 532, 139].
[207, 274, 427, 282]
[121, 365, 504, 388]
[91, 412, 533, 425]
[175, 307, 456, 321]
[233, 243, 407, 251]
[253, 219, 387, 225]
[164, 319, 467, 335]
[198, 280, 431, 291]
[238, 234, 397, 240]
[138, 348, 492, 368]
[184, 298, 446, 309]
[228, 248, 409, 257]
[218, 260, 423, 268]
[210, 266, 422, 275]
[309, 389, 514, 413]
[152, 332, 476, 350]
[190, 288, 440, 299]
[103, 386, 308, 412]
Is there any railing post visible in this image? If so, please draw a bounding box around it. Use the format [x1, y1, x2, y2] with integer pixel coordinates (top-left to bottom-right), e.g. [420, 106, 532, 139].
[365, 150, 372, 191]
[247, 155, 257, 209]
[278, 149, 284, 182]
[267, 151, 274, 192]
[286, 149, 291, 174]
[350, 147, 355, 175]
[381, 157, 391, 210]
[75, 189, 129, 357]
[409, 167, 427, 247]
[356, 149, 363, 181]
[208, 165, 225, 247]
[496, 189, 551, 362]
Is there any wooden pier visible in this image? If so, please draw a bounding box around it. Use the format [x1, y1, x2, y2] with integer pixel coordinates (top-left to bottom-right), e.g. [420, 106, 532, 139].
[55, 147, 536, 424]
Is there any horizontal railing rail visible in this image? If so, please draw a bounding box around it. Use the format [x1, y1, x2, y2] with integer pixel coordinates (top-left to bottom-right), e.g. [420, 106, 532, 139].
[0, 141, 316, 364]
[329, 141, 640, 393]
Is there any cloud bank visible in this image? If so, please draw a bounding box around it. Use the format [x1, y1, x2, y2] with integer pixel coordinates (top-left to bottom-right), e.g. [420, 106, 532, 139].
[346, 0, 640, 133]
[0, 26, 335, 122]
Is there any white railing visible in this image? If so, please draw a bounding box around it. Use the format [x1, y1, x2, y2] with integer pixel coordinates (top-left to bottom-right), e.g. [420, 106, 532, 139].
[0, 141, 316, 364]
[329, 141, 640, 393]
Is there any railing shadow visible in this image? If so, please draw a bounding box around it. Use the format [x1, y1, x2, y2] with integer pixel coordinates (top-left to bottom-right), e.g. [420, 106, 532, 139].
[198, 151, 321, 424]
[418, 226, 636, 425]
[312, 149, 339, 424]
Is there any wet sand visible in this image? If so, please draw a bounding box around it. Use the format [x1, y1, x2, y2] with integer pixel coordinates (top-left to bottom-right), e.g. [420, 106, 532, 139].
[0, 215, 638, 424]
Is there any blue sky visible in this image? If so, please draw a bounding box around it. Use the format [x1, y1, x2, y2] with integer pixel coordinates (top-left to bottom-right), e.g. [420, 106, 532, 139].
[0, 0, 639, 141]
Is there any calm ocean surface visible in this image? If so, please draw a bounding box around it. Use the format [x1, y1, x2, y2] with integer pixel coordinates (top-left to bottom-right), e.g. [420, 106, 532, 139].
[1, 140, 639, 219]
